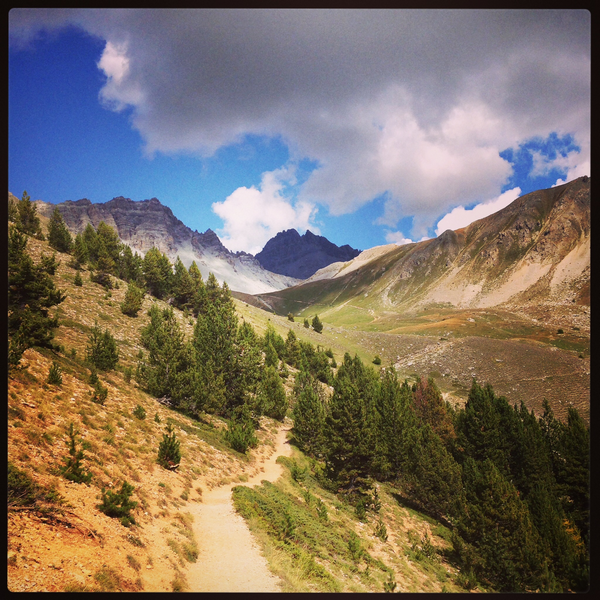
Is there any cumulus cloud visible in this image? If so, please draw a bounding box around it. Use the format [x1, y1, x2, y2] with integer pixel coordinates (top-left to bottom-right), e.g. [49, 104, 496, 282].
[212, 167, 318, 255]
[9, 9, 590, 239]
[434, 187, 522, 236]
[385, 231, 430, 246]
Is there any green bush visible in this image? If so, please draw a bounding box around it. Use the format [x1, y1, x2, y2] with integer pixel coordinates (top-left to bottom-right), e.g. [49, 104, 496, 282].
[47, 362, 63, 386]
[157, 422, 181, 469]
[98, 480, 138, 527]
[372, 355, 382, 365]
[133, 405, 146, 420]
[91, 380, 108, 405]
[86, 322, 119, 371]
[224, 405, 258, 454]
[74, 271, 83, 287]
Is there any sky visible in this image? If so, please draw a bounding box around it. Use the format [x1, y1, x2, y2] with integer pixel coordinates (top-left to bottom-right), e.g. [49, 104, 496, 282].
[8, 9, 590, 255]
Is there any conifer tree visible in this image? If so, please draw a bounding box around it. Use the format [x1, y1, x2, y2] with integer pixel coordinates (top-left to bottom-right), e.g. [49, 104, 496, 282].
[48, 207, 73, 253]
[324, 354, 378, 497]
[412, 377, 456, 446]
[82, 223, 99, 264]
[257, 365, 288, 421]
[188, 261, 207, 316]
[171, 256, 195, 311]
[86, 322, 119, 371]
[264, 340, 279, 368]
[60, 422, 92, 484]
[454, 458, 546, 592]
[71, 233, 89, 268]
[143, 246, 173, 299]
[157, 422, 181, 469]
[138, 305, 189, 399]
[8, 226, 66, 366]
[284, 329, 302, 368]
[292, 369, 327, 457]
[311, 314, 323, 333]
[120, 283, 145, 317]
[15, 191, 43, 238]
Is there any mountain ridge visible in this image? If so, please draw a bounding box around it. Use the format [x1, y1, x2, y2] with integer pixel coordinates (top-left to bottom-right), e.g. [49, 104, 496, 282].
[246, 177, 590, 318]
[33, 196, 299, 295]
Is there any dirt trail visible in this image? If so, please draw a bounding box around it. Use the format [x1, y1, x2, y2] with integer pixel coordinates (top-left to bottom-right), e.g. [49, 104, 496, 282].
[185, 427, 293, 592]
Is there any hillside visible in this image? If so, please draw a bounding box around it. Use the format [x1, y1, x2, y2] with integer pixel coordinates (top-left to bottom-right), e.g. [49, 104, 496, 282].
[251, 176, 590, 317]
[33, 196, 300, 295]
[8, 224, 476, 593]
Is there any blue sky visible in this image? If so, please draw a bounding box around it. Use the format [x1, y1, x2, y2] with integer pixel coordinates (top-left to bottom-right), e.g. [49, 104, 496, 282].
[9, 9, 590, 254]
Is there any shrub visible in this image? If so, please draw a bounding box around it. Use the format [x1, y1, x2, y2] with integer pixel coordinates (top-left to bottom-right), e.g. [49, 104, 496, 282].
[224, 407, 258, 454]
[304, 318, 310, 329]
[47, 362, 63, 386]
[60, 422, 92, 484]
[121, 284, 145, 317]
[133, 404, 146, 420]
[91, 380, 108, 405]
[287, 313, 295, 322]
[311, 314, 323, 333]
[157, 422, 181, 469]
[86, 322, 119, 371]
[98, 480, 138, 527]
[372, 355, 382, 365]
[74, 271, 83, 286]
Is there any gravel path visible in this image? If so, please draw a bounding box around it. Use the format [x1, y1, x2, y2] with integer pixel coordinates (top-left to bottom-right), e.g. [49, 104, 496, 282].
[186, 427, 292, 592]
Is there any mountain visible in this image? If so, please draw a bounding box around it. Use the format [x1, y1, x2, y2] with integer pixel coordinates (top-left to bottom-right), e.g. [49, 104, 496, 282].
[254, 229, 361, 279]
[247, 177, 590, 318]
[33, 196, 300, 295]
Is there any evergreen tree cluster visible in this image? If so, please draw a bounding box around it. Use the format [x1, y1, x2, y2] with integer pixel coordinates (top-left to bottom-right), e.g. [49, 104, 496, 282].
[292, 356, 589, 593]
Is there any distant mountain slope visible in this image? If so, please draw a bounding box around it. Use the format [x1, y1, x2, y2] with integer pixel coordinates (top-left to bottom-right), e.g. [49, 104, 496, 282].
[33, 196, 300, 295]
[255, 229, 360, 279]
[249, 177, 590, 316]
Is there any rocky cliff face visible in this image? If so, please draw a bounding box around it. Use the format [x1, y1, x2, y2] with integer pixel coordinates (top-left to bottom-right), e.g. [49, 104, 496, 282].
[34, 196, 300, 295]
[255, 229, 360, 279]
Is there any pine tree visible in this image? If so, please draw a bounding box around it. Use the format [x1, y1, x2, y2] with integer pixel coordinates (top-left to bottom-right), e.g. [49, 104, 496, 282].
[311, 314, 323, 333]
[292, 369, 327, 457]
[257, 365, 288, 421]
[60, 422, 92, 484]
[188, 261, 207, 316]
[15, 191, 43, 238]
[8, 226, 66, 366]
[120, 283, 145, 317]
[171, 256, 195, 311]
[138, 305, 189, 400]
[86, 322, 119, 371]
[284, 329, 302, 368]
[324, 354, 378, 497]
[82, 223, 99, 264]
[157, 422, 181, 469]
[454, 458, 546, 592]
[48, 207, 73, 253]
[412, 377, 456, 446]
[143, 246, 173, 299]
[71, 233, 89, 268]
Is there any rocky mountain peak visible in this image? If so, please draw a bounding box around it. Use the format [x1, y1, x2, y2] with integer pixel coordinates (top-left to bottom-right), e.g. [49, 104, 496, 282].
[255, 228, 361, 279]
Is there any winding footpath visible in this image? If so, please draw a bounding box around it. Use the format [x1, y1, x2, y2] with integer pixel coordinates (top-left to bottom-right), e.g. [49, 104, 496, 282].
[186, 427, 293, 592]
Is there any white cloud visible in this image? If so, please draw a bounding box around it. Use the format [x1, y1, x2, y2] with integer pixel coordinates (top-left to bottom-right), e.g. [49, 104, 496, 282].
[212, 167, 318, 255]
[9, 9, 590, 237]
[435, 187, 521, 236]
[385, 231, 430, 246]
